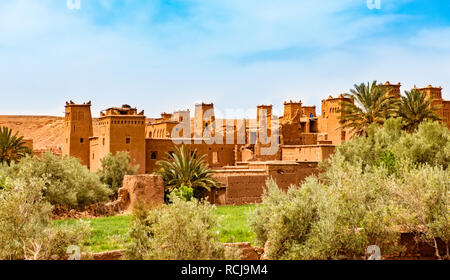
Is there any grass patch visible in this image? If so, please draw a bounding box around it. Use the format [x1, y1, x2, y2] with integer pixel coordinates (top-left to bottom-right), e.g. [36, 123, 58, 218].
[54, 204, 257, 253]
[54, 215, 132, 253]
[214, 204, 257, 244]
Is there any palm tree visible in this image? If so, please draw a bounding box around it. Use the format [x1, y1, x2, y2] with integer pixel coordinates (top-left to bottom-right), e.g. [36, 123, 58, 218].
[0, 126, 31, 165]
[339, 81, 399, 136]
[398, 89, 441, 133]
[156, 145, 219, 199]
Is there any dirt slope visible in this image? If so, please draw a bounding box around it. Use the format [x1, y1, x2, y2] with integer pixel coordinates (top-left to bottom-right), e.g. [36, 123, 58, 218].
[0, 115, 64, 150]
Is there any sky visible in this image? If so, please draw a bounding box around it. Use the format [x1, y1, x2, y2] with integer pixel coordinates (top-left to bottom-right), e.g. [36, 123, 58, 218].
[1, 0, 450, 118]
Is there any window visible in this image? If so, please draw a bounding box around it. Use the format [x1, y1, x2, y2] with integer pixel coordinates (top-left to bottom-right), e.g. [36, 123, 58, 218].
[102, 138, 105, 145]
[126, 137, 131, 144]
[151, 151, 157, 159]
[212, 152, 219, 164]
[80, 138, 84, 143]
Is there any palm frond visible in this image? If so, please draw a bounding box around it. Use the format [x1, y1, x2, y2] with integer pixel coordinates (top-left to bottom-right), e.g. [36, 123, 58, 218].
[155, 145, 220, 198]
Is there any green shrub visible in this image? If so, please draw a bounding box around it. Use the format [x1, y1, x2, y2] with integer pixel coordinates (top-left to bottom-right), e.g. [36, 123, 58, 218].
[125, 195, 238, 260]
[170, 184, 194, 201]
[375, 150, 396, 175]
[4, 153, 111, 209]
[335, 119, 450, 170]
[0, 175, 6, 190]
[0, 176, 90, 260]
[390, 165, 449, 259]
[250, 158, 406, 260]
[249, 178, 320, 260]
[391, 121, 450, 168]
[98, 151, 138, 198]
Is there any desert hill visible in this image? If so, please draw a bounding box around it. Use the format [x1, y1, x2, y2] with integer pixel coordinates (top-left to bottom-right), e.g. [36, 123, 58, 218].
[0, 115, 64, 150]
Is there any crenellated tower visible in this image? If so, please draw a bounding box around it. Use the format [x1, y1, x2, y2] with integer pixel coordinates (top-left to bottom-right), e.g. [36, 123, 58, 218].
[194, 103, 215, 138]
[63, 101, 93, 167]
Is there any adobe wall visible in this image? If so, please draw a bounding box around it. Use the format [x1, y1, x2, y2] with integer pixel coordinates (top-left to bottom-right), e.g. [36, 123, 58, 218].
[118, 174, 165, 212]
[213, 161, 318, 205]
[281, 145, 335, 162]
[145, 138, 239, 173]
[214, 173, 268, 205]
[442, 100, 450, 128]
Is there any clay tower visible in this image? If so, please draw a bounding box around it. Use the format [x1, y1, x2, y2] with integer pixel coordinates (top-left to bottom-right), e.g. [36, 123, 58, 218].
[63, 101, 93, 167]
[319, 94, 353, 145]
[283, 100, 302, 121]
[380, 81, 401, 99]
[90, 105, 146, 173]
[194, 103, 215, 138]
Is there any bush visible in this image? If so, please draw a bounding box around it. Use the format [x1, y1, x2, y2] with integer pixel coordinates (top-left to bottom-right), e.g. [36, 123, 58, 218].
[251, 124, 450, 260]
[336, 119, 450, 170]
[125, 195, 238, 260]
[390, 165, 449, 259]
[4, 153, 111, 209]
[250, 161, 404, 260]
[170, 184, 194, 201]
[0, 175, 6, 190]
[0, 176, 90, 260]
[98, 152, 138, 198]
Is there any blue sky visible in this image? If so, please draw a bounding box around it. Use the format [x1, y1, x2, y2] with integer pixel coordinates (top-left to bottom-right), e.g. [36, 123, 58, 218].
[1, 0, 450, 117]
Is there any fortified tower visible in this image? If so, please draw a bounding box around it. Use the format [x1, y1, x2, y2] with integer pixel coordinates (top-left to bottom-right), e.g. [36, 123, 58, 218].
[283, 100, 302, 121]
[63, 101, 93, 167]
[194, 103, 215, 138]
[417, 85, 443, 101]
[380, 81, 401, 99]
[90, 105, 146, 173]
[417, 85, 449, 128]
[319, 94, 353, 145]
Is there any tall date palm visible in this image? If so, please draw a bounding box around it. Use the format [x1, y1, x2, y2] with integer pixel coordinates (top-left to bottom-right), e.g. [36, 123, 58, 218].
[398, 89, 441, 133]
[339, 81, 399, 136]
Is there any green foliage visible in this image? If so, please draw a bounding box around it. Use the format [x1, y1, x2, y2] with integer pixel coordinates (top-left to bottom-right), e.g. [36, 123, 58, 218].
[170, 183, 194, 201]
[156, 145, 219, 199]
[335, 119, 450, 170]
[54, 215, 131, 253]
[375, 150, 396, 175]
[398, 89, 441, 133]
[3, 152, 111, 209]
[0, 126, 31, 165]
[390, 165, 449, 260]
[339, 81, 399, 136]
[250, 167, 404, 260]
[251, 121, 450, 260]
[0, 175, 91, 260]
[55, 205, 256, 253]
[392, 121, 450, 168]
[0, 175, 7, 190]
[98, 151, 138, 197]
[125, 196, 238, 260]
